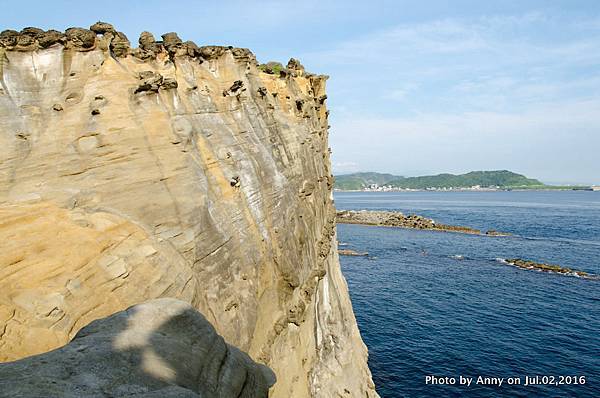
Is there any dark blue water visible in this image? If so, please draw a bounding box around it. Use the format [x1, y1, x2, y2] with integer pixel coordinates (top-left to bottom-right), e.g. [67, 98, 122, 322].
[335, 191, 600, 397]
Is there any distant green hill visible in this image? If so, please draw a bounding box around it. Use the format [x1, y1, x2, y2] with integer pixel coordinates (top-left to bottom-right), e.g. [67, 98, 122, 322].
[334, 172, 400, 190]
[334, 170, 545, 190]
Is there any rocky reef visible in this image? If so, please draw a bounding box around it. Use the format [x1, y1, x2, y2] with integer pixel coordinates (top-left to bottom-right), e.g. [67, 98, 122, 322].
[0, 22, 377, 397]
[0, 299, 275, 397]
[338, 249, 369, 257]
[336, 210, 505, 235]
[502, 259, 599, 280]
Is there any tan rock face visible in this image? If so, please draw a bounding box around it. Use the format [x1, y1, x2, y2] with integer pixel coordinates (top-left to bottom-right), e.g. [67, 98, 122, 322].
[0, 26, 378, 397]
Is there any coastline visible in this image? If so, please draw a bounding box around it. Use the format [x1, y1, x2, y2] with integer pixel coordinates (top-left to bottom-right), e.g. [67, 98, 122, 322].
[334, 188, 595, 192]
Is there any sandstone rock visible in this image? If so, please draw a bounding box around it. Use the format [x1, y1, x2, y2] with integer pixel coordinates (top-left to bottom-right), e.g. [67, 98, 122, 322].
[37, 29, 65, 48]
[160, 77, 178, 90]
[65, 27, 96, 49]
[133, 31, 163, 60]
[90, 21, 115, 34]
[184, 40, 201, 57]
[135, 71, 163, 93]
[197, 45, 228, 59]
[139, 31, 159, 51]
[230, 47, 256, 63]
[287, 58, 305, 77]
[0, 30, 18, 47]
[15, 34, 36, 51]
[0, 299, 275, 397]
[0, 24, 378, 398]
[162, 32, 182, 49]
[287, 58, 304, 71]
[161, 32, 192, 58]
[230, 176, 241, 187]
[20, 27, 44, 37]
[223, 80, 244, 96]
[110, 31, 130, 57]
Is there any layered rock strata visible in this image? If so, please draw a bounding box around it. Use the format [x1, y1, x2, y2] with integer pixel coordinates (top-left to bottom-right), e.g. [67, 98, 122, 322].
[0, 22, 378, 397]
[0, 299, 275, 397]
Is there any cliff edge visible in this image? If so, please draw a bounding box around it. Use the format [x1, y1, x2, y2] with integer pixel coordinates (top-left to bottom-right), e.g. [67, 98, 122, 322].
[0, 23, 377, 397]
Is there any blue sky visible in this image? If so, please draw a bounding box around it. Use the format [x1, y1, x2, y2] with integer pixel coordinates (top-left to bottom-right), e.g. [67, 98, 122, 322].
[2, 1, 599, 184]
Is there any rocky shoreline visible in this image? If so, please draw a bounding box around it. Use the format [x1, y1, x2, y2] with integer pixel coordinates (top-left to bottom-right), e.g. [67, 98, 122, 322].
[501, 258, 599, 280]
[336, 210, 509, 236]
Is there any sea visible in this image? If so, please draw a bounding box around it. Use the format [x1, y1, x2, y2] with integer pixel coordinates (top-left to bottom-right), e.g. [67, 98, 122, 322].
[334, 190, 600, 397]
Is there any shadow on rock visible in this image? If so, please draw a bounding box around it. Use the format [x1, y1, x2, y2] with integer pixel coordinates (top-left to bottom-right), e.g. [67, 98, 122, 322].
[0, 298, 275, 397]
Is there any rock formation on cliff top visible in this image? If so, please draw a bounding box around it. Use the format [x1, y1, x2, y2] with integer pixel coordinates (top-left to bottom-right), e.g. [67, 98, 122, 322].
[0, 298, 275, 397]
[0, 22, 378, 397]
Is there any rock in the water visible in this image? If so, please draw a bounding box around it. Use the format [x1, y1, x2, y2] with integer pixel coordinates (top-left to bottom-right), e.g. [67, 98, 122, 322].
[0, 299, 275, 397]
[339, 249, 368, 257]
[336, 209, 485, 235]
[502, 258, 598, 279]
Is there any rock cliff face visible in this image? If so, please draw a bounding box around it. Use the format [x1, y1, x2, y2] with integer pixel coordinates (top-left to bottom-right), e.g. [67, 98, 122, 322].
[0, 23, 377, 397]
[0, 298, 276, 397]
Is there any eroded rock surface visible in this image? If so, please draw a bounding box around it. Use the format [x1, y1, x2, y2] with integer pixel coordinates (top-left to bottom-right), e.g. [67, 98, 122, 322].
[0, 23, 377, 397]
[0, 298, 275, 397]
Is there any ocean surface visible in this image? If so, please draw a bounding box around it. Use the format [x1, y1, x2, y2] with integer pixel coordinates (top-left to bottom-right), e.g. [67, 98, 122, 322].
[334, 191, 600, 397]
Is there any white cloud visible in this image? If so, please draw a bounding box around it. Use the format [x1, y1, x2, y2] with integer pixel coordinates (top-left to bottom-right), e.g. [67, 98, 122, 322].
[332, 161, 360, 174]
[309, 11, 600, 183]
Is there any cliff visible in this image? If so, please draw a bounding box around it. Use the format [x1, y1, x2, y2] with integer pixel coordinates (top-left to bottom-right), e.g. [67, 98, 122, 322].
[0, 23, 377, 397]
